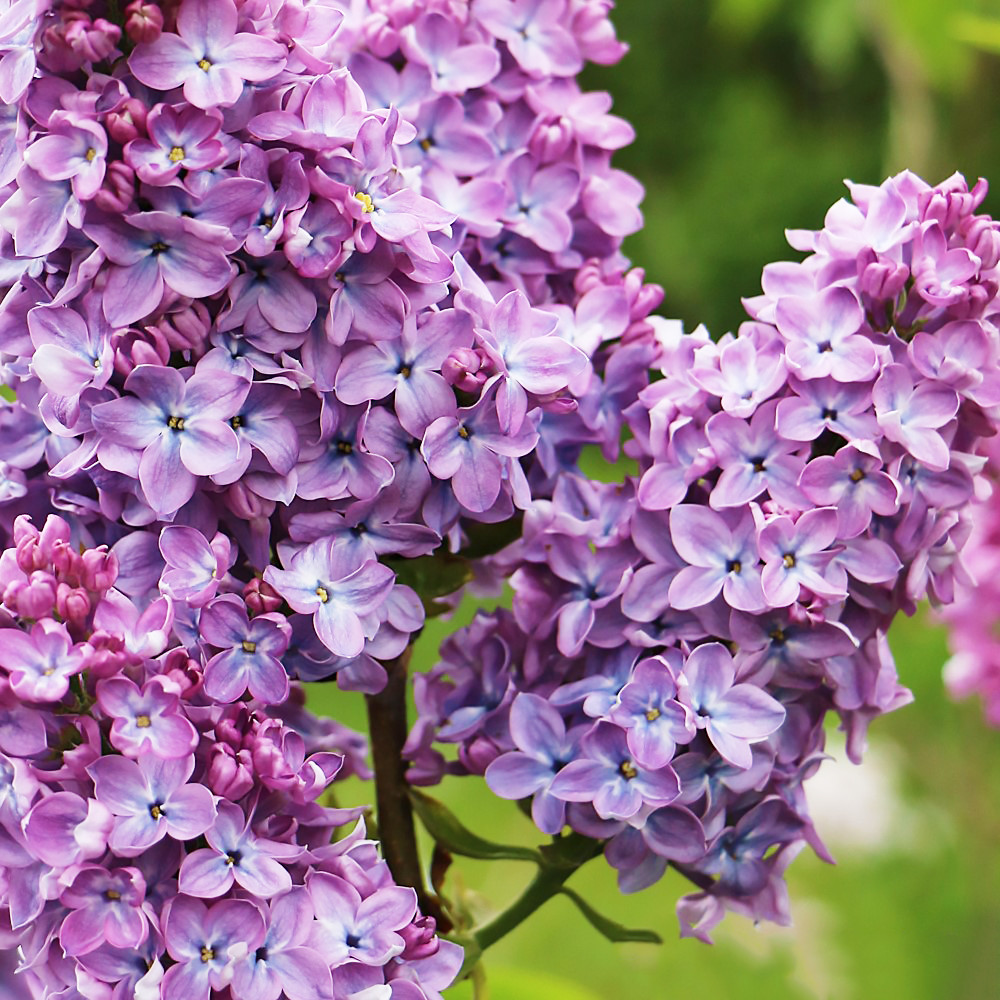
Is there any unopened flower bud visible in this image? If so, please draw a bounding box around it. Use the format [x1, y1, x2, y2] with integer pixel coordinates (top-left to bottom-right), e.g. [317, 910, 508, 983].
[960, 216, 1000, 271]
[112, 326, 171, 376]
[442, 347, 488, 392]
[206, 743, 256, 799]
[399, 916, 440, 961]
[124, 0, 164, 44]
[530, 118, 574, 164]
[93, 161, 136, 214]
[244, 577, 284, 615]
[224, 482, 276, 521]
[80, 547, 119, 592]
[362, 13, 399, 58]
[56, 583, 92, 631]
[152, 300, 212, 354]
[66, 15, 121, 64]
[107, 99, 148, 144]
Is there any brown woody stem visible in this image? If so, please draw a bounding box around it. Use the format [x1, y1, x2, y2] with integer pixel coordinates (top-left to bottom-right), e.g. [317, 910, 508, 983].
[366, 647, 447, 925]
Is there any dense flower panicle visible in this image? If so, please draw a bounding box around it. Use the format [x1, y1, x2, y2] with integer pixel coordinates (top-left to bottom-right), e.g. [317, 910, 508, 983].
[4, 0, 1000, 986]
[0, 515, 460, 999]
[0, 0, 645, 993]
[407, 169, 1000, 938]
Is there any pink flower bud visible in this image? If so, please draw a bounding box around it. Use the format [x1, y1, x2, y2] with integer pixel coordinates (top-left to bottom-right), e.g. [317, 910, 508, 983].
[960, 216, 1000, 271]
[112, 327, 170, 376]
[17, 572, 58, 619]
[65, 15, 121, 64]
[93, 161, 136, 214]
[38, 515, 72, 563]
[107, 99, 148, 144]
[442, 347, 488, 392]
[530, 118, 574, 164]
[80, 547, 118, 592]
[152, 300, 212, 354]
[859, 249, 909, 302]
[362, 13, 399, 58]
[224, 482, 276, 521]
[244, 577, 283, 615]
[206, 743, 256, 799]
[574, 258, 606, 295]
[399, 916, 441, 961]
[56, 583, 92, 632]
[124, 0, 164, 44]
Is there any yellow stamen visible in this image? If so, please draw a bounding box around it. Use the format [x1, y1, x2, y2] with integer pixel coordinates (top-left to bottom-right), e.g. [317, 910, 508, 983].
[354, 191, 374, 213]
[168, 146, 185, 163]
[198, 58, 211, 71]
[619, 760, 638, 780]
[315, 586, 329, 603]
[645, 708, 661, 722]
[242, 640, 257, 653]
[201, 946, 214, 963]
[135, 714, 151, 728]
[85, 148, 97, 162]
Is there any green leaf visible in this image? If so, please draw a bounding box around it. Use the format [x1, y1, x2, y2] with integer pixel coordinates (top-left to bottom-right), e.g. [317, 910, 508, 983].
[385, 553, 473, 617]
[409, 789, 543, 863]
[952, 13, 1000, 56]
[558, 887, 663, 944]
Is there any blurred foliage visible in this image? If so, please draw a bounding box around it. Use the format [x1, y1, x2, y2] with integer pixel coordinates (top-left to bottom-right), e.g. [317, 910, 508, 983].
[306, 2, 1000, 997]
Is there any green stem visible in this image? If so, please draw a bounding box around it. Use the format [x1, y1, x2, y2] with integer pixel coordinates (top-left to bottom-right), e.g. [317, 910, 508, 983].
[474, 863, 579, 953]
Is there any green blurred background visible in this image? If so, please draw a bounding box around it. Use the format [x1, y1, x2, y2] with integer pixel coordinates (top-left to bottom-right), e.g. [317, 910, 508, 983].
[309, 3, 1000, 998]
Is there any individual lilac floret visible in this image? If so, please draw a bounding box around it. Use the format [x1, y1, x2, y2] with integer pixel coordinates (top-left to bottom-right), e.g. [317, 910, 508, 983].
[668, 505, 767, 612]
[798, 445, 901, 538]
[549, 721, 681, 820]
[179, 800, 301, 897]
[96, 676, 198, 759]
[59, 865, 149, 956]
[608, 653, 695, 769]
[198, 594, 291, 704]
[161, 895, 266, 1000]
[128, 0, 287, 109]
[676, 643, 786, 769]
[88, 754, 217, 856]
[23, 111, 107, 200]
[125, 103, 226, 185]
[159, 525, 232, 607]
[484, 692, 579, 834]
[757, 507, 845, 608]
[264, 538, 395, 660]
[92, 364, 250, 515]
[230, 890, 333, 1000]
[0, 620, 86, 702]
[872, 363, 959, 471]
[307, 871, 417, 967]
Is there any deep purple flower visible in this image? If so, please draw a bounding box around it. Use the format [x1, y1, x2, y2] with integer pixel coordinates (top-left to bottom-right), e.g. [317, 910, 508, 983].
[485, 693, 579, 834]
[549, 721, 680, 820]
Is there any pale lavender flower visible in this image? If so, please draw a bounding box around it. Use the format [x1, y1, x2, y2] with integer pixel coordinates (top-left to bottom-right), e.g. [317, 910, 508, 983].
[128, 0, 286, 109]
[198, 594, 291, 704]
[88, 753, 216, 856]
[307, 872, 417, 967]
[23, 111, 107, 200]
[158, 525, 232, 607]
[0, 620, 86, 702]
[161, 895, 266, 1000]
[59, 865, 149, 956]
[264, 537, 395, 659]
[676, 643, 786, 769]
[179, 800, 301, 897]
[95, 675, 198, 759]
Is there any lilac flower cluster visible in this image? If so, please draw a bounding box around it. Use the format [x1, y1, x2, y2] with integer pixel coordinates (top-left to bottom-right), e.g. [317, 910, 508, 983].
[408, 170, 1000, 939]
[0, 0, 647, 684]
[0, 0, 659, 991]
[0, 513, 461, 999]
[939, 430, 1000, 723]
